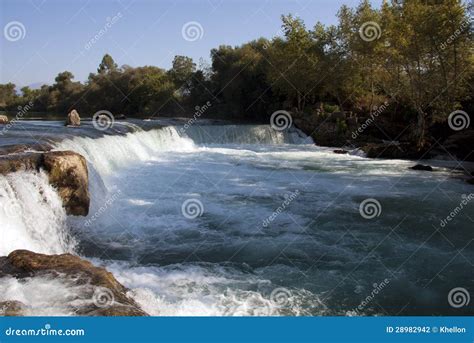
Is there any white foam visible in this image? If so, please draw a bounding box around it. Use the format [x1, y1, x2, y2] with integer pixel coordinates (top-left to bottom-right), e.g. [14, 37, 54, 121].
[0, 171, 75, 256]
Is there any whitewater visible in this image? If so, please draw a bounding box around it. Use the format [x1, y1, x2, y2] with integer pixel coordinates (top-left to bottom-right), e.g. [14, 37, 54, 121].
[0, 122, 473, 316]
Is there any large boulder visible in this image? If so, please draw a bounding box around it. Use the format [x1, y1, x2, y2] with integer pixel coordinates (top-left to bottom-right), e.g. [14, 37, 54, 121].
[0, 115, 8, 124]
[0, 151, 90, 216]
[0, 300, 26, 316]
[66, 109, 81, 127]
[0, 250, 147, 316]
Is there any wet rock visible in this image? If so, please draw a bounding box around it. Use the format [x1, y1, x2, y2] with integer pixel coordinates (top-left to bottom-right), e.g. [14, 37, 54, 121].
[0, 151, 90, 216]
[42, 151, 90, 216]
[0, 250, 147, 316]
[361, 142, 423, 159]
[66, 109, 81, 127]
[410, 164, 433, 172]
[0, 115, 9, 124]
[0, 300, 26, 316]
[333, 149, 348, 154]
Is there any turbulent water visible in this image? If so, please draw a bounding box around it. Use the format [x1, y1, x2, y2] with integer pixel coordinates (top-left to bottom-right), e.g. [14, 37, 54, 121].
[1, 122, 473, 316]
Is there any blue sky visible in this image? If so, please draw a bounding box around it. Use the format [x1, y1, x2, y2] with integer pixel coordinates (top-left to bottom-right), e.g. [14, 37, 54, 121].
[1, 0, 382, 87]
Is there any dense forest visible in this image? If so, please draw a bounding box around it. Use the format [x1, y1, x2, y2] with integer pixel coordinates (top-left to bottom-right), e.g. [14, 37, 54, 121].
[1, 0, 473, 156]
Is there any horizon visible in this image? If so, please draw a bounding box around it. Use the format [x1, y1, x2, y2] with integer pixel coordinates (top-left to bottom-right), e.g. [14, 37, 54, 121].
[0, 0, 383, 88]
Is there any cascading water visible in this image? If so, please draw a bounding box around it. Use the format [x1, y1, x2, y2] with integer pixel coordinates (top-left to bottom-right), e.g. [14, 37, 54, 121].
[0, 171, 75, 256]
[1, 123, 472, 316]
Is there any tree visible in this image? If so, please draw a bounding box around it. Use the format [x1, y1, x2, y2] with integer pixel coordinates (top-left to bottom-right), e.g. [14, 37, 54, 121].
[97, 54, 118, 74]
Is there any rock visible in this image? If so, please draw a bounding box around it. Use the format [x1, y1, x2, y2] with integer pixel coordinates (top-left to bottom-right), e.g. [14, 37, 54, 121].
[333, 149, 348, 154]
[43, 151, 90, 216]
[116, 114, 127, 119]
[0, 250, 147, 316]
[0, 115, 9, 124]
[0, 151, 90, 216]
[467, 178, 474, 185]
[0, 300, 26, 316]
[361, 142, 423, 159]
[443, 129, 474, 162]
[410, 164, 433, 171]
[66, 109, 81, 127]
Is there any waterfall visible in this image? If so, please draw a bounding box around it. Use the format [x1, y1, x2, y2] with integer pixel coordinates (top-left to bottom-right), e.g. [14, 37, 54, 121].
[0, 171, 76, 256]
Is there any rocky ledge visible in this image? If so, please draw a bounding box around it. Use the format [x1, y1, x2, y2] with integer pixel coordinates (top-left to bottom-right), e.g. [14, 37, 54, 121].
[0, 250, 147, 316]
[0, 151, 90, 216]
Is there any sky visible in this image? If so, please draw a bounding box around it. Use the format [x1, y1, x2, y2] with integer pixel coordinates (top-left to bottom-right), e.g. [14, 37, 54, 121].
[0, 0, 382, 87]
